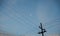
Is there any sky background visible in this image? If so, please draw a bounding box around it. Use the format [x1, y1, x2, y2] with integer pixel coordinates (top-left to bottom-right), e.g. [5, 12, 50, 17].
[0, 0, 60, 36]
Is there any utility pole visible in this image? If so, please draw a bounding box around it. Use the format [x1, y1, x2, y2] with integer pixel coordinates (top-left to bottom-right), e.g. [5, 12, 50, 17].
[38, 23, 46, 36]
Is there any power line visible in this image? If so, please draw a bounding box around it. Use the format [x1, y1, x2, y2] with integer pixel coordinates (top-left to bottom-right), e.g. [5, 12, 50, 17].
[2, 2, 37, 32]
[5, 1, 36, 25]
[44, 18, 60, 27]
[1, 12, 39, 35]
[2, 3, 39, 30]
[1, 7, 38, 31]
[46, 22, 60, 29]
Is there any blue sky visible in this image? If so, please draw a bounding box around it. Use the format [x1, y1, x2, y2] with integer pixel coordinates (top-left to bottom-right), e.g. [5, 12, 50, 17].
[0, 0, 60, 36]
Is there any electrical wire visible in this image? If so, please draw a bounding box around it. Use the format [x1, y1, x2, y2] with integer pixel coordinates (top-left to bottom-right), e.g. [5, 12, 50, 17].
[46, 22, 60, 29]
[1, 2, 38, 31]
[1, 1, 39, 30]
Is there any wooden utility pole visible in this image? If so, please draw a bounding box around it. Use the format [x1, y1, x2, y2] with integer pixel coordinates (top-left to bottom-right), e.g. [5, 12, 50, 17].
[38, 23, 46, 36]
